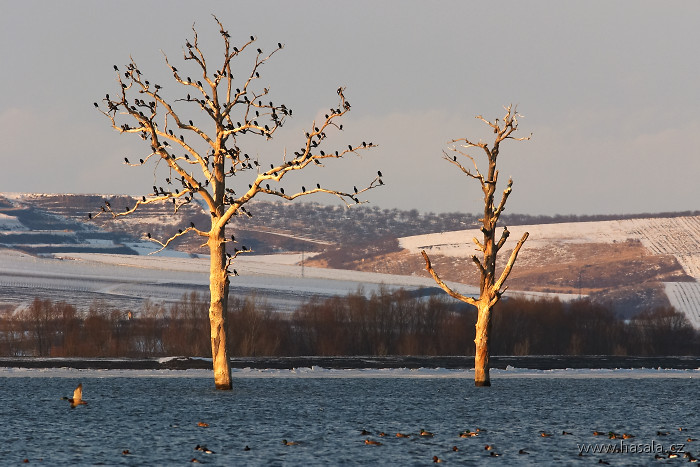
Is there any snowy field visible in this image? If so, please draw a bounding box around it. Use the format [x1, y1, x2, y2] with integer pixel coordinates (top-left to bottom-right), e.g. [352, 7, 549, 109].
[400, 216, 700, 276]
[0, 248, 480, 312]
[400, 216, 700, 328]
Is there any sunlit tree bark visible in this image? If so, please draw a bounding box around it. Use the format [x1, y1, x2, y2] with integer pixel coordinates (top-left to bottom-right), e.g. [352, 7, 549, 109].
[94, 17, 380, 389]
[421, 105, 529, 386]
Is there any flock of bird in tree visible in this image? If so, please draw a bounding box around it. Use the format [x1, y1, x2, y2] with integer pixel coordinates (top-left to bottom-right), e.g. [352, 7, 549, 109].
[90, 16, 383, 264]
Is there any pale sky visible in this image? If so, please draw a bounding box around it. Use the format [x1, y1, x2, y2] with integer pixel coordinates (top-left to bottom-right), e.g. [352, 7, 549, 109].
[2, 1, 699, 216]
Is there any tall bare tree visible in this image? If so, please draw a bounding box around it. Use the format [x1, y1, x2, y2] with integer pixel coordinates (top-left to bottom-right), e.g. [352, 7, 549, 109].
[421, 105, 529, 386]
[93, 17, 380, 390]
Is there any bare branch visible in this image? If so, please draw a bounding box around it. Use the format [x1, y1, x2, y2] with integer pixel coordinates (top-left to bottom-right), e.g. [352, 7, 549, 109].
[146, 226, 202, 255]
[491, 231, 529, 304]
[421, 250, 477, 306]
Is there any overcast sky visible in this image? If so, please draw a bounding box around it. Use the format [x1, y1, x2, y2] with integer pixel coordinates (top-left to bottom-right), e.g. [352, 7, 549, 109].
[2, 1, 699, 216]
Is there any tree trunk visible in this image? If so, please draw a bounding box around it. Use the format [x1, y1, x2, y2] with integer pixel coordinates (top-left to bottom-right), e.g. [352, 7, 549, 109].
[208, 229, 232, 390]
[474, 302, 492, 386]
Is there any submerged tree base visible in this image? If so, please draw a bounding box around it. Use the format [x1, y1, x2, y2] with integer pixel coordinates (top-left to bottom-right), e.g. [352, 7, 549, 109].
[475, 380, 491, 387]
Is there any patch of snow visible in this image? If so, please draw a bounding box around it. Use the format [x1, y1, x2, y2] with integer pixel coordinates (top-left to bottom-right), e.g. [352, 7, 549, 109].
[400, 216, 700, 327]
[0, 213, 26, 231]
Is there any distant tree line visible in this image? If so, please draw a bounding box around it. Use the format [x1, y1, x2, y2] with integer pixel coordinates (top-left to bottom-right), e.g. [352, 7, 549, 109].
[0, 290, 698, 358]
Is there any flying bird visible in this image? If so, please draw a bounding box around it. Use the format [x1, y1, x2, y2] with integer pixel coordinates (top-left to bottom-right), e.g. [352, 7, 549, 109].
[64, 383, 87, 408]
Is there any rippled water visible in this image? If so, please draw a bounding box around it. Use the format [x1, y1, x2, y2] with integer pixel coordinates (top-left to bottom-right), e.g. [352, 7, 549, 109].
[1, 372, 698, 466]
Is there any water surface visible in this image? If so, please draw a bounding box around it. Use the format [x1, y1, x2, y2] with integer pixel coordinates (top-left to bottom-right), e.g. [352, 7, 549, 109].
[1, 371, 698, 465]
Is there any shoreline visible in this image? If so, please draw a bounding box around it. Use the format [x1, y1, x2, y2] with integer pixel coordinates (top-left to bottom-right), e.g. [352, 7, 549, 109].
[0, 355, 699, 371]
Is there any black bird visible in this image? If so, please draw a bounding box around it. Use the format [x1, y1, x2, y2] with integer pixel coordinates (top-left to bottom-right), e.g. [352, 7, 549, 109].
[377, 170, 383, 177]
[250, 35, 255, 41]
[280, 188, 285, 194]
[190, 222, 195, 228]
[278, 42, 282, 48]
[88, 213, 92, 219]
[142, 196, 146, 202]
[146, 232, 151, 238]
[178, 229, 182, 234]
[124, 157, 129, 163]
[354, 186, 358, 193]
[348, 145, 352, 150]
[316, 183, 321, 189]
[113, 65, 118, 71]
[257, 48, 262, 54]
[139, 159, 144, 164]
[93, 102, 98, 107]
[302, 186, 306, 192]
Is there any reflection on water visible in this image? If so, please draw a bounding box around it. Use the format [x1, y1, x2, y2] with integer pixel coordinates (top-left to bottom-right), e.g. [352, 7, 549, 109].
[1, 374, 699, 466]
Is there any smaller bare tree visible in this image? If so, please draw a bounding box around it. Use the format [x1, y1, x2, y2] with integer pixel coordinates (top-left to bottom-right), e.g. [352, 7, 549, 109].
[421, 105, 530, 386]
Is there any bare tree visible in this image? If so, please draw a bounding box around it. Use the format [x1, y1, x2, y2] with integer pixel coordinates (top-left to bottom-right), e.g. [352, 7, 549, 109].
[421, 105, 529, 386]
[93, 17, 381, 390]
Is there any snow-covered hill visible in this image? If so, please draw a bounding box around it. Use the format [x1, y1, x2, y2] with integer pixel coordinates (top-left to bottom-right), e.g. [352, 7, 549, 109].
[1, 192, 699, 328]
[400, 217, 700, 328]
